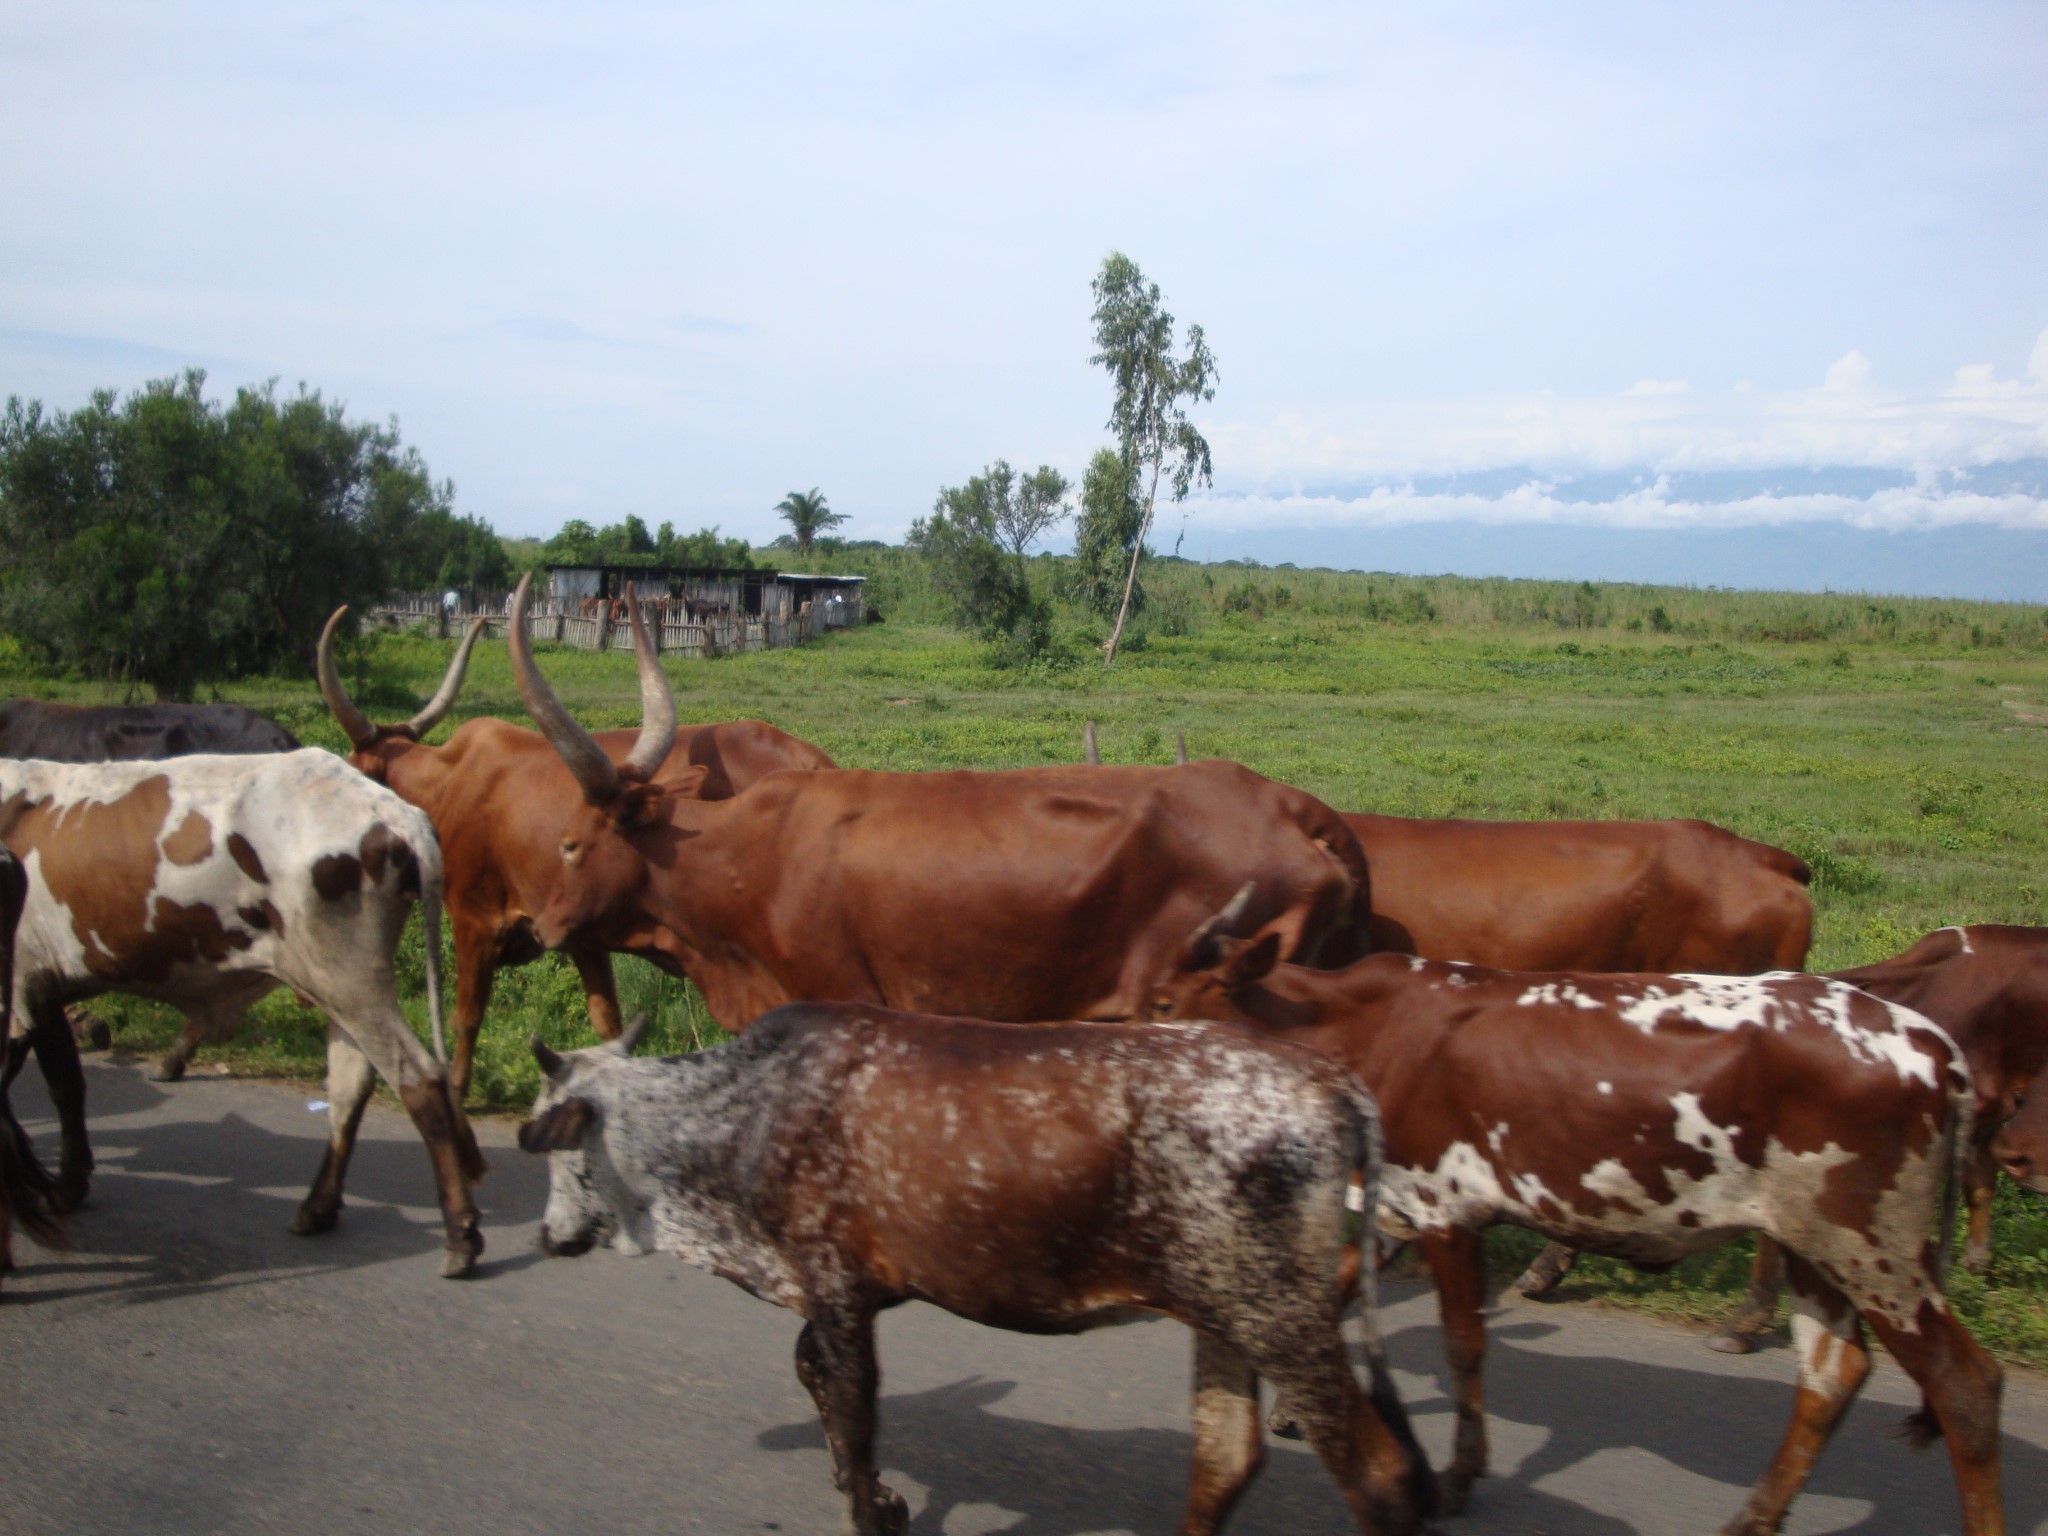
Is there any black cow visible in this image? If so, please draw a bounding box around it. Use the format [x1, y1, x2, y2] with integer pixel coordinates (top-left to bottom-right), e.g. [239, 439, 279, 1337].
[0, 700, 299, 762]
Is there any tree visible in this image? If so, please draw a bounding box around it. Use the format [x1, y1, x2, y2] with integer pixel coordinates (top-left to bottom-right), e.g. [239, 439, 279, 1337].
[539, 517, 753, 570]
[1069, 448, 1147, 621]
[908, 461, 1065, 663]
[0, 371, 456, 698]
[774, 487, 847, 558]
[1089, 252, 1217, 664]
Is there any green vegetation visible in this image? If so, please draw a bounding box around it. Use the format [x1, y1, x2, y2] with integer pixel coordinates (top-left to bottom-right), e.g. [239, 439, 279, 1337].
[540, 515, 756, 571]
[7, 555, 2046, 1363]
[0, 371, 501, 697]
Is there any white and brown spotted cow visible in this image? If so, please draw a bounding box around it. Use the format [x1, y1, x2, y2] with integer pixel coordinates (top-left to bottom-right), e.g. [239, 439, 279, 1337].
[1145, 926, 2005, 1535]
[0, 750, 487, 1278]
[519, 1006, 1437, 1536]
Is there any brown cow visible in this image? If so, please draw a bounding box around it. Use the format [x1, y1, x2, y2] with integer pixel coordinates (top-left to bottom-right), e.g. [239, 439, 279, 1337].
[519, 1007, 1435, 1535]
[1342, 813, 1813, 972]
[1143, 923, 2003, 1533]
[1696, 924, 2048, 1353]
[311, 607, 835, 1098]
[504, 576, 1371, 1031]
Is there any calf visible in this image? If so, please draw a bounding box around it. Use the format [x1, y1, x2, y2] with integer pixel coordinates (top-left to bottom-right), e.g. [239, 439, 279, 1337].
[0, 750, 487, 1278]
[0, 698, 299, 761]
[1695, 925, 2048, 1352]
[1144, 916, 2003, 1533]
[518, 1006, 1435, 1536]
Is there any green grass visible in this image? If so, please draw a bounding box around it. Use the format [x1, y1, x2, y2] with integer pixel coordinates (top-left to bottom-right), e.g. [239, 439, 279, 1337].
[9, 556, 2046, 1364]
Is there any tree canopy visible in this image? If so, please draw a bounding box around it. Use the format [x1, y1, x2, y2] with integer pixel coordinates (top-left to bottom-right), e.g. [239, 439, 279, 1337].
[1069, 448, 1148, 621]
[540, 517, 756, 570]
[774, 488, 847, 558]
[0, 371, 486, 698]
[908, 460, 1068, 663]
[1089, 252, 1217, 663]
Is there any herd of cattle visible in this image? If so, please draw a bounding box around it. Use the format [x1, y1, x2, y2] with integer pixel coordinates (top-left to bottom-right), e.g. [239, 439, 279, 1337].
[0, 571, 2040, 1535]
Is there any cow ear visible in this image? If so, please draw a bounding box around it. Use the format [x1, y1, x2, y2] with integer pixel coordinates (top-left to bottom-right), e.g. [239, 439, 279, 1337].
[654, 763, 712, 804]
[1217, 930, 1283, 989]
[518, 1096, 596, 1153]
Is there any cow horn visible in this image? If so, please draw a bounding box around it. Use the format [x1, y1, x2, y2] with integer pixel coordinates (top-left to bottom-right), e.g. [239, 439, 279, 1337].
[315, 606, 379, 750]
[508, 574, 622, 805]
[1188, 882, 1260, 957]
[402, 616, 487, 738]
[1083, 720, 1099, 765]
[1175, 731, 1188, 766]
[530, 1034, 569, 1082]
[618, 586, 677, 782]
[606, 1013, 650, 1057]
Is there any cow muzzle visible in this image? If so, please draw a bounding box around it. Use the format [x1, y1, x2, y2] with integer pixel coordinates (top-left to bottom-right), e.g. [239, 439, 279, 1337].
[1993, 1133, 2045, 1193]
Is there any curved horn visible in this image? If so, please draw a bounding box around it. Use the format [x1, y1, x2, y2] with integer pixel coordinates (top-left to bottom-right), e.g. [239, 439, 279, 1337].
[1187, 882, 1260, 960]
[530, 1034, 569, 1082]
[618, 586, 677, 782]
[1174, 731, 1188, 766]
[1083, 720, 1099, 765]
[605, 1013, 650, 1057]
[508, 573, 621, 805]
[402, 616, 487, 738]
[315, 606, 379, 750]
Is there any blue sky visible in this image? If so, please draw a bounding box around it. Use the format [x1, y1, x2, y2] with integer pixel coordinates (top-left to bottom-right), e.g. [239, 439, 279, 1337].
[4, 3, 2046, 596]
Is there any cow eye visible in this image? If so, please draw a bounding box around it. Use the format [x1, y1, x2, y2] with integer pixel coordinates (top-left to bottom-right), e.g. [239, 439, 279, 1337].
[1150, 994, 1174, 1017]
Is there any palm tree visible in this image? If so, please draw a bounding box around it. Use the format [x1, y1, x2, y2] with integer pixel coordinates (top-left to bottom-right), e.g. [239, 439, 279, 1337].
[773, 487, 848, 559]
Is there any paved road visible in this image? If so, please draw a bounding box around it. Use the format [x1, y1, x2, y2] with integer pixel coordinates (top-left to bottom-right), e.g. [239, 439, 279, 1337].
[2, 1057, 2044, 1536]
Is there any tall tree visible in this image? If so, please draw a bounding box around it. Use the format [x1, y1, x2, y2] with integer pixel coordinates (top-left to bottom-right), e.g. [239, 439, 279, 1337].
[774, 487, 847, 558]
[994, 462, 1073, 557]
[1089, 252, 1217, 664]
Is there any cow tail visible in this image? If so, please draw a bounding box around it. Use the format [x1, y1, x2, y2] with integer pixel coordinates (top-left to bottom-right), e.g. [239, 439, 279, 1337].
[1341, 1079, 1436, 1516]
[1934, 1059, 1974, 1290]
[417, 831, 448, 1067]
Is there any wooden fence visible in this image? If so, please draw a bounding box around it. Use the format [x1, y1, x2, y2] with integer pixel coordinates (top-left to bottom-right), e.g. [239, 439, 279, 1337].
[366, 594, 849, 657]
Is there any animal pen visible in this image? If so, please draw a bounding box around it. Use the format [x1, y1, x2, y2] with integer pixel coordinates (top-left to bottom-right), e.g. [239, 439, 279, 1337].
[371, 565, 867, 657]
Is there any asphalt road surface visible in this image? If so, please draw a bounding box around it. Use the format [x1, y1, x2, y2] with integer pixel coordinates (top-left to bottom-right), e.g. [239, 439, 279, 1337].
[3, 1056, 2044, 1536]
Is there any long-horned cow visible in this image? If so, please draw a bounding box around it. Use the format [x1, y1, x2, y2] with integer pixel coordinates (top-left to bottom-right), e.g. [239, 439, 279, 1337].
[1142, 914, 2004, 1534]
[519, 1007, 1436, 1535]
[505, 576, 1371, 1028]
[314, 608, 835, 1096]
[0, 750, 488, 1278]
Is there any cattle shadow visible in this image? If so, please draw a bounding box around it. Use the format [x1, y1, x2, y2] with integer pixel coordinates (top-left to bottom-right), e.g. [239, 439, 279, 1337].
[3, 1060, 552, 1307]
[753, 1307, 2047, 1535]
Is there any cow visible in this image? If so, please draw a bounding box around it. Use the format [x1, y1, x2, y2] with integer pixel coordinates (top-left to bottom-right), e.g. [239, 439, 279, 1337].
[0, 750, 488, 1278]
[504, 575, 1372, 1031]
[517, 1006, 1437, 1535]
[1689, 924, 2048, 1353]
[0, 699, 299, 762]
[1141, 914, 2004, 1533]
[315, 606, 837, 1097]
[0, 845, 63, 1295]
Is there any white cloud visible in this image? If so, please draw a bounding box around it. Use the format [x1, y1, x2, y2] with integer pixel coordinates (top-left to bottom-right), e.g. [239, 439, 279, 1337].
[1822, 348, 1876, 392]
[2029, 325, 2048, 384]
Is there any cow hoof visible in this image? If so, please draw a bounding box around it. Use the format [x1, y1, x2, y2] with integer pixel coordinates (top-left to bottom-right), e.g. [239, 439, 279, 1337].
[873, 1487, 910, 1536]
[1961, 1246, 1991, 1276]
[1513, 1269, 1563, 1300]
[1267, 1409, 1305, 1441]
[290, 1202, 340, 1236]
[1705, 1327, 1760, 1356]
[441, 1228, 485, 1279]
[1438, 1466, 1475, 1517]
[70, 1012, 113, 1052]
[153, 1058, 188, 1083]
[51, 1173, 90, 1216]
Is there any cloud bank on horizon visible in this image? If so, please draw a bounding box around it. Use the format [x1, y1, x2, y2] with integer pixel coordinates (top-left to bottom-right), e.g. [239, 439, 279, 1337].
[3, 2, 2046, 596]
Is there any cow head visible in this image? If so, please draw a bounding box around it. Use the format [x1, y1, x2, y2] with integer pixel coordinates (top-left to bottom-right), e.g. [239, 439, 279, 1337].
[1143, 884, 1288, 1026]
[518, 1017, 652, 1256]
[1991, 1076, 2047, 1194]
[507, 575, 687, 948]
[317, 605, 487, 779]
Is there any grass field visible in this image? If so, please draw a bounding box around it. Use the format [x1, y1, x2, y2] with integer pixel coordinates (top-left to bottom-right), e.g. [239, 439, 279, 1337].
[5, 557, 2045, 1363]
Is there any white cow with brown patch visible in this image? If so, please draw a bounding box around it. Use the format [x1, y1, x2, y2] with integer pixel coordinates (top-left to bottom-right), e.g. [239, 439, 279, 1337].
[0, 749, 487, 1278]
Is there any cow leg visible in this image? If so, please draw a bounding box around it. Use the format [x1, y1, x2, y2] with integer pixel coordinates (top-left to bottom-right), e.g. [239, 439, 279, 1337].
[1865, 1303, 2005, 1536]
[568, 943, 623, 1041]
[1962, 1143, 1998, 1275]
[793, 1311, 908, 1536]
[155, 996, 247, 1084]
[1717, 1255, 1869, 1536]
[1513, 1240, 1580, 1298]
[446, 921, 499, 1103]
[291, 1024, 378, 1235]
[27, 1001, 90, 1212]
[1417, 1226, 1490, 1513]
[1182, 1332, 1264, 1536]
[153, 1019, 204, 1082]
[1709, 1236, 1786, 1355]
